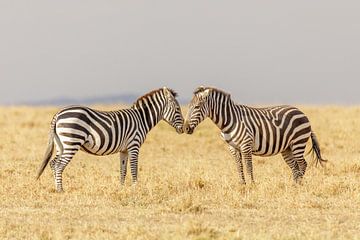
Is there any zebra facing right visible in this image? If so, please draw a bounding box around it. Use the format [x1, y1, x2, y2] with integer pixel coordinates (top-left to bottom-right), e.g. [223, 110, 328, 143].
[184, 86, 327, 184]
[37, 87, 184, 192]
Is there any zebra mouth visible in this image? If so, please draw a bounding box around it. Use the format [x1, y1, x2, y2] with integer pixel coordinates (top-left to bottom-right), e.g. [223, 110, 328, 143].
[176, 126, 184, 134]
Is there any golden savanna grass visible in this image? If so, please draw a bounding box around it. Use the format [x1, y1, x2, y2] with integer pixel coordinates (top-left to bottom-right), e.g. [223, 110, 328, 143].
[0, 105, 360, 239]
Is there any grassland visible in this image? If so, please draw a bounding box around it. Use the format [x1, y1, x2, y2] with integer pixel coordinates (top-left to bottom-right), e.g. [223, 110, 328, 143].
[0, 105, 360, 239]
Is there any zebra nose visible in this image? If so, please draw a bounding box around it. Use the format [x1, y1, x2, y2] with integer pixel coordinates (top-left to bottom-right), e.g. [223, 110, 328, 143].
[176, 126, 184, 134]
[183, 122, 192, 134]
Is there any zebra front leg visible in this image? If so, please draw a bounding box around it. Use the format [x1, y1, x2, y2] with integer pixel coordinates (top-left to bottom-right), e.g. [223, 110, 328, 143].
[128, 147, 140, 185]
[228, 146, 246, 184]
[120, 151, 128, 185]
[242, 150, 255, 184]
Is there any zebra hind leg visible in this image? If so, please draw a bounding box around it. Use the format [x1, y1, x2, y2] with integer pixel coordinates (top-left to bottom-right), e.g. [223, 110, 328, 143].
[49, 155, 59, 178]
[292, 146, 307, 182]
[281, 149, 302, 183]
[53, 147, 79, 192]
[294, 156, 307, 183]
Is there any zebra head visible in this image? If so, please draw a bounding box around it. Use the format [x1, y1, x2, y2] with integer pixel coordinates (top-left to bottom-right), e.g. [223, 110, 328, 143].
[184, 86, 211, 134]
[162, 87, 184, 134]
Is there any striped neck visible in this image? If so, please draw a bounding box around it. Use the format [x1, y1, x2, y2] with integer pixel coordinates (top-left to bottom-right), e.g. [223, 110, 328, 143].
[132, 91, 166, 132]
[208, 91, 236, 131]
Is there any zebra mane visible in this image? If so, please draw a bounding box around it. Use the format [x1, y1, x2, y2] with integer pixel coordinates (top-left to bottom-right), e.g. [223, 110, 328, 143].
[132, 88, 178, 108]
[166, 88, 178, 98]
[193, 86, 206, 94]
[193, 86, 230, 98]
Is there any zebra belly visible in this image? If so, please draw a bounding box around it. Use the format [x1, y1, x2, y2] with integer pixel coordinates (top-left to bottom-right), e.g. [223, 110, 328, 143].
[252, 149, 281, 157]
[80, 146, 118, 156]
[80, 133, 126, 156]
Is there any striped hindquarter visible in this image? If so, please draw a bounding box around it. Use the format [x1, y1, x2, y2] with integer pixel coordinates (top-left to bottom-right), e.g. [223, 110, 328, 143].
[37, 87, 184, 192]
[222, 105, 312, 183]
[184, 86, 326, 184]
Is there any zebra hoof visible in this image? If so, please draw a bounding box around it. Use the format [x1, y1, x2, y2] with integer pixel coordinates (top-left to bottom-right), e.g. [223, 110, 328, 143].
[294, 178, 303, 185]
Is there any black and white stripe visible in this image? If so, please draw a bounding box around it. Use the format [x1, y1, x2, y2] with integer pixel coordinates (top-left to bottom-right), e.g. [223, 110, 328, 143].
[184, 86, 326, 184]
[37, 87, 184, 192]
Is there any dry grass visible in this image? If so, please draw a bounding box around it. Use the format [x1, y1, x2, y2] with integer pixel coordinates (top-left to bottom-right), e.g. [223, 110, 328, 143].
[0, 105, 360, 239]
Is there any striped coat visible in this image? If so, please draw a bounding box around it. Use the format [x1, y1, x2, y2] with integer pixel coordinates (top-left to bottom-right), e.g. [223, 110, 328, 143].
[37, 87, 183, 192]
[184, 86, 326, 184]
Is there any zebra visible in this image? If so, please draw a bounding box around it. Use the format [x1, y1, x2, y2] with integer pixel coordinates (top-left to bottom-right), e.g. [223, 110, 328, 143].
[183, 86, 327, 184]
[36, 87, 184, 192]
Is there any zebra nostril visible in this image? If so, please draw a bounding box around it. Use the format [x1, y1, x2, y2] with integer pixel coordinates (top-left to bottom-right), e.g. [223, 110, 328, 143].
[183, 121, 193, 134]
[184, 125, 192, 134]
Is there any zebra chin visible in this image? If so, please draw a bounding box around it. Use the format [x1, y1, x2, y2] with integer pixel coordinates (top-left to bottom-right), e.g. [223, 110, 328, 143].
[176, 126, 184, 134]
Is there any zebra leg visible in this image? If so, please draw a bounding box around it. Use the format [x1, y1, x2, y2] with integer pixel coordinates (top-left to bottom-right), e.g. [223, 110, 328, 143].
[53, 148, 79, 192]
[281, 149, 301, 183]
[291, 145, 308, 180]
[54, 161, 65, 192]
[49, 155, 59, 178]
[295, 156, 307, 180]
[242, 150, 255, 184]
[120, 151, 128, 185]
[228, 146, 246, 184]
[128, 147, 140, 184]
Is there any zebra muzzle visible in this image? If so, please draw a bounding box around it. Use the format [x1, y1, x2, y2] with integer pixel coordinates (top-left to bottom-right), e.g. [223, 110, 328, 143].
[176, 125, 184, 134]
[183, 122, 194, 134]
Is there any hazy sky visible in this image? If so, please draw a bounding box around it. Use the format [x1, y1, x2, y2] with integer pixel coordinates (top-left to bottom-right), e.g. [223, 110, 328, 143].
[1, 1, 360, 105]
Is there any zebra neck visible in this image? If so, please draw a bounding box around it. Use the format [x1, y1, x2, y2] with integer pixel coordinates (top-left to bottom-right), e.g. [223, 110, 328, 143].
[135, 102, 162, 132]
[209, 97, 236, 131]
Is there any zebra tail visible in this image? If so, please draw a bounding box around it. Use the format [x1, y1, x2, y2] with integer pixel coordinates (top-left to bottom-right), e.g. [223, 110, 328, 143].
[36, 115, 61, 180]
[310, 131, 327, 167]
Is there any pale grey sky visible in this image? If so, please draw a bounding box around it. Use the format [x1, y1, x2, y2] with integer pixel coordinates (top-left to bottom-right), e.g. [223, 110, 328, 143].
[0, 0, 359, 105]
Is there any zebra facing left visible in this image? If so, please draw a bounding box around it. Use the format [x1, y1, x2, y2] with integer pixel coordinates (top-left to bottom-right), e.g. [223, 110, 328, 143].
[36, 87, 184, 192]
[183, 86, 327, 185]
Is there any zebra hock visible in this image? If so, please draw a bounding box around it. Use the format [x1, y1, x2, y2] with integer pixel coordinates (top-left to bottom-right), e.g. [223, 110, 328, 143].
[37, 87, 184, 192]
[184, 86, 327, 184]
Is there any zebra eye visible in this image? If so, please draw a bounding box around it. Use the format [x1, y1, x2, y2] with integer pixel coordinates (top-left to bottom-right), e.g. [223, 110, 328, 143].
[194, 105, 201, 110]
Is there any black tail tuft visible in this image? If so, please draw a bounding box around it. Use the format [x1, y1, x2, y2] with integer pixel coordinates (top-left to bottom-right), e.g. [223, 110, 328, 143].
[310, 132, 327, 167]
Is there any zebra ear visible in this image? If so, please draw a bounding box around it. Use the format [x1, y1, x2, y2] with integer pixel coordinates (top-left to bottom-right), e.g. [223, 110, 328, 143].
[163, 87, 173, 100]
[194, 86, 205, 94]
[199, 89, 211, 100]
